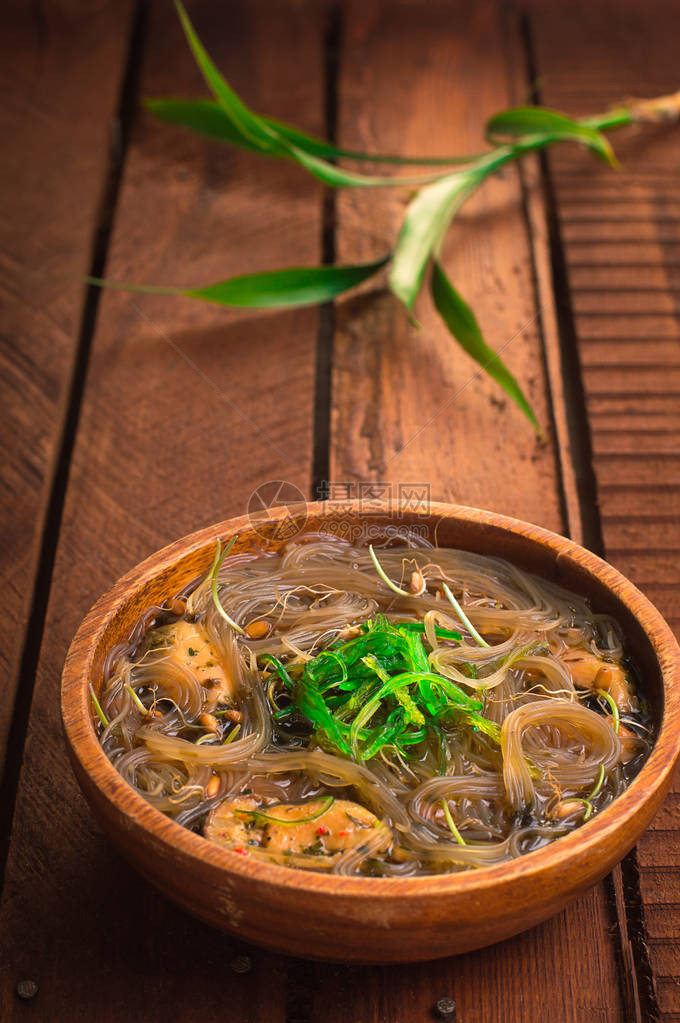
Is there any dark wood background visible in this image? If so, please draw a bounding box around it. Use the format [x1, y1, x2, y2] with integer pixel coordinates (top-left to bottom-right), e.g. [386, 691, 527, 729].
[1, 1, 678, 1020]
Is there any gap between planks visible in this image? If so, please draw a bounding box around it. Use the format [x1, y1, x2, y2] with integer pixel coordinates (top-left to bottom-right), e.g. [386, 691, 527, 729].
[311, 2, 341, 506]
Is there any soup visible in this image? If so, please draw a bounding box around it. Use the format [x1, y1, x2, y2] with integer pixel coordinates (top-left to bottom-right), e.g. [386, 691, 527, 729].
[94, 533, 651, 877]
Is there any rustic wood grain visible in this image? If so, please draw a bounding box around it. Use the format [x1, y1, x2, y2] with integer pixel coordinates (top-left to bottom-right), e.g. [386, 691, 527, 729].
[0, 0, 135, 773]
[0, 0, 324, 1018]
[529, 1, 680, 1016]
[330, 2, 562, 527]
[4, 0, 680, 1019]
[321, 1, 625, 1019]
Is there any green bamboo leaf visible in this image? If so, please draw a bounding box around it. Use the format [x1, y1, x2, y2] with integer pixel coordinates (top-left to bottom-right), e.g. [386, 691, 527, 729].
[174, 2, 459, 189]
[184, 258, 389, 306]
[283, 143, 441, 188]
[84, 257, 389, 309]
[389, 173, 477, 311]
[272, 124, 479, 169]
[430, 260, 539, 430]
[146, 98, 260, 152]
[145, 97, 481, 167]
[174, 1, 280, 154]
[486, 107, 618, 168]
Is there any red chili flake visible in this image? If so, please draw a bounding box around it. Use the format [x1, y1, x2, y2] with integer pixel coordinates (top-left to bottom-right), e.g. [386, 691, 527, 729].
[316, 825, 329, 836]
[233, 847, 249, 856]
[337, 830, 349, 837]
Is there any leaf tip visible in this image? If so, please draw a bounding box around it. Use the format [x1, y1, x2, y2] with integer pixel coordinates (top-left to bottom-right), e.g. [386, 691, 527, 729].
[388, 269, 417, 318]
[530, 412, 543, 436]
[594, 132, 620, 171]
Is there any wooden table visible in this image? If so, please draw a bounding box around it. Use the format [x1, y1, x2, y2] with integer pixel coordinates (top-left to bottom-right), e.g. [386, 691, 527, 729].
[2, 1, 678, 1019]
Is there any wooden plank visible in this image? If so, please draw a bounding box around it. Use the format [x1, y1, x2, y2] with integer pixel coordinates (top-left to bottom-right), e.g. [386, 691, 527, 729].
[0, 0, 135, 773]
[584, 367, 680, 393]
[570, 265, 680, 290]
[529, 1, 680, 1016]
[308, 902, 626, 1023]
[647, 940, 680, 977]
[576, 319, 680, 339]
[331, 3, 563, 525]
[563, 222, 680, 243]
[315, 2, 624, 1021]
[648, 795, 680, 831]
[592, 455, 680, 487]
[0, 1, 324, 1018]
[658, 983, 680, 1016]
[574, 293, 680, 315]
[644, 908, 680, 941]
[604, 517, 680, 551]
[602, 551, 680, 586]
[587, 394, 680, 417]
[566, 241, 680, 264]
[580, 341, 680, 367]
[564, 203, 680, 219]
[594, 415, 680, 434]
[638, 841, 680, 869]
[639, 875, 680, 905]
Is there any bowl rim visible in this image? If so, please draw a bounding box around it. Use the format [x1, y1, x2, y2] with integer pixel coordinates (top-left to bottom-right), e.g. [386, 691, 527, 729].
[62, 500, 680, 900]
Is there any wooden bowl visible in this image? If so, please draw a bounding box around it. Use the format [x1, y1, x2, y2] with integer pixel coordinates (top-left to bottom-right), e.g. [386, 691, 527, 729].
[61, 502, 680, 962]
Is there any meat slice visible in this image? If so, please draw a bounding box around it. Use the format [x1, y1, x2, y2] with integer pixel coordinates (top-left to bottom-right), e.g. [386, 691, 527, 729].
[152, 620, 233, 706]
[204, 794, 391, 869]
[559, 646, 638, 714]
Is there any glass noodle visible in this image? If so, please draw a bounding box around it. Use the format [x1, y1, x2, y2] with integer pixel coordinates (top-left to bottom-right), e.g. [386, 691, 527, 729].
[97, 532, 651, 876]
